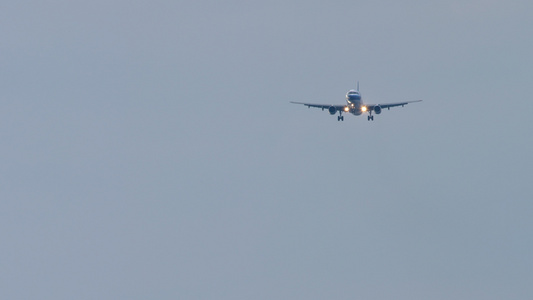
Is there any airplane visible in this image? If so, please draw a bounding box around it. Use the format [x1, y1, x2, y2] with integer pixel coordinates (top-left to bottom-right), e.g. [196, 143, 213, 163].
[291, 82, 422, 121]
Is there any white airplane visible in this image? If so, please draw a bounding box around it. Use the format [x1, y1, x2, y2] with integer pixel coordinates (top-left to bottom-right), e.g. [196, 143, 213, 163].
[291, 82, 422, 121]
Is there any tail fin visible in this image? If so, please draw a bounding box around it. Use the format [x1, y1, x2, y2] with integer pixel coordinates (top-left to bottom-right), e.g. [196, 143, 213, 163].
[356, 81, 359, 92]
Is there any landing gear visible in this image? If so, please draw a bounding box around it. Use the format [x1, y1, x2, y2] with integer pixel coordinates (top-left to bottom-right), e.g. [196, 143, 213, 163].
[337, 115, 344, 121]
[367, 115, 374, 121]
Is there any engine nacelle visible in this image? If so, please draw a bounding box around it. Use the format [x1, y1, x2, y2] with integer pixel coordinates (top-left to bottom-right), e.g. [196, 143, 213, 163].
[374, 105, 382, 114]
[328, 106, 337, 115]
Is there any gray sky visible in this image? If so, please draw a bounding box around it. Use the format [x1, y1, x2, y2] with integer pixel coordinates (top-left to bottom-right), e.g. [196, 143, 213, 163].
[1, 1, 532, 299]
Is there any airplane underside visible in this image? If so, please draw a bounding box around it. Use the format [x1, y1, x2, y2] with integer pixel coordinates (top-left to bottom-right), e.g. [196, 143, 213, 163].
[336, 110, 374, 121]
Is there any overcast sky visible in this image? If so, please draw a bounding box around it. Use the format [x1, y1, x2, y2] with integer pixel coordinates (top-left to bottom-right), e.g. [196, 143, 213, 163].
[1, 1, 532, 299]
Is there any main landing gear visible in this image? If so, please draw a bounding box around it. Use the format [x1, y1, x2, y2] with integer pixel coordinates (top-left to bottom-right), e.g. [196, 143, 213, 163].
[338, 115, 344, 121]
[367, 111, 374, 121]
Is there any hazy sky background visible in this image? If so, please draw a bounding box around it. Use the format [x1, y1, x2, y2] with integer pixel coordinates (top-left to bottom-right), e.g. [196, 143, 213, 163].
[1, 1, 532, 299]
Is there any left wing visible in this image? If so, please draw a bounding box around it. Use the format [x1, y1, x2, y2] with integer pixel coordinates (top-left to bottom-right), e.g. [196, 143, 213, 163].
[365, 100, 422, 110]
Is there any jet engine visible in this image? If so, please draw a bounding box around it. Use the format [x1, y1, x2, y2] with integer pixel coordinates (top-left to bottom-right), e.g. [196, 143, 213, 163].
[328, 106, 337, 115]
[374, 105, 382, 114]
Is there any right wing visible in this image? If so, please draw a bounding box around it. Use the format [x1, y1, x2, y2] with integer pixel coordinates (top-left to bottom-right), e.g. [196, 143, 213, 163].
[290, 102, 346, 111]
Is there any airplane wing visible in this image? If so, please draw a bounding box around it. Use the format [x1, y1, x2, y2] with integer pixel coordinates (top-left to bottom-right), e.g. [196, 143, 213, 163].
[365, 100, 422, 110]
[290, 102, 346, 111]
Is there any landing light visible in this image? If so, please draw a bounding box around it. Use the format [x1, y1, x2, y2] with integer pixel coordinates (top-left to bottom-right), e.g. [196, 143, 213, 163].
[361, 106, 367, 112]
[344, 107, 349, 112]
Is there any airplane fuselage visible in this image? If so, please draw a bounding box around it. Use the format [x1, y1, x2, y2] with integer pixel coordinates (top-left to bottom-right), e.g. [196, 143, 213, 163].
[345, 90, 365, 115]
